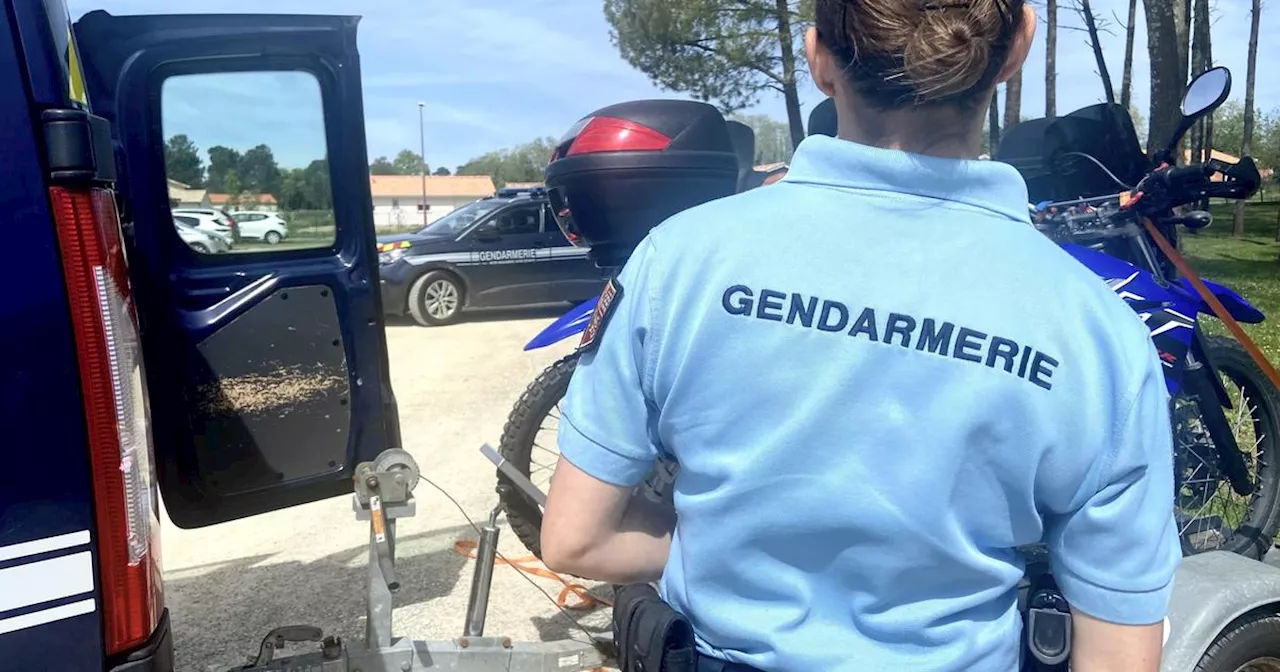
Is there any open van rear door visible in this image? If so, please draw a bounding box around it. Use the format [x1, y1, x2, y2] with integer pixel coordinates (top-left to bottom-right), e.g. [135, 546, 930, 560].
[73, 11, 401, 528]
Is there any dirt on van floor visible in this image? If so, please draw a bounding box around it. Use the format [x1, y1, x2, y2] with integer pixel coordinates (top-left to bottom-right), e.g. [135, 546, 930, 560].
[157, 306, 615, 672]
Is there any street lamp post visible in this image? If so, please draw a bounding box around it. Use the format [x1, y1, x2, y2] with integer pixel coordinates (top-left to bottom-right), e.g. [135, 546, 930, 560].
[418, 101, 428, 227]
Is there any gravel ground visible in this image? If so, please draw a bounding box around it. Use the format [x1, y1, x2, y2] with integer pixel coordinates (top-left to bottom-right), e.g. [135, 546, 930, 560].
[158, 306, 614, 672]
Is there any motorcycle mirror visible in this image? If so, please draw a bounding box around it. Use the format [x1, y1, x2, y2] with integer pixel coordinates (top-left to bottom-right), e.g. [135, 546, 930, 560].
[1181, 67, 1231, 118]
[1164, 67, 1232, 157]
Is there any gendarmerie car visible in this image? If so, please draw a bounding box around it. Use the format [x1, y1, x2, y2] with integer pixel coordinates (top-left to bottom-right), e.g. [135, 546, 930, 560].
[377, 187, 605, 326]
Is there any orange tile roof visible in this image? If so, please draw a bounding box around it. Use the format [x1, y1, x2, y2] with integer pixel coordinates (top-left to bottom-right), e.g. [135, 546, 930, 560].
[207, 193, 279, 205]
[369, 175, 496, 198]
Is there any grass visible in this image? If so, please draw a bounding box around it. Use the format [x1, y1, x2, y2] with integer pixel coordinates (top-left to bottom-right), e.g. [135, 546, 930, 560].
[1161, 203, 1280, 542]
[1182, 202, 1280, 362]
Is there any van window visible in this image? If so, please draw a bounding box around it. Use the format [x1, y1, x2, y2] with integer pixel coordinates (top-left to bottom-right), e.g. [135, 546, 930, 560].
[161, 71, 335, 253]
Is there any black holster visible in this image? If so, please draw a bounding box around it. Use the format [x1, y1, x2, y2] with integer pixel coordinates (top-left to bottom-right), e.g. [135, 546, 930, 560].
[1019, 560, 1072, 672]
[612, 583, 697, 672]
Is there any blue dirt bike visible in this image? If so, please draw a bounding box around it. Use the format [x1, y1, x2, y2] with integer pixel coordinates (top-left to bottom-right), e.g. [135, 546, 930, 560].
[497, 67, 1280, 562]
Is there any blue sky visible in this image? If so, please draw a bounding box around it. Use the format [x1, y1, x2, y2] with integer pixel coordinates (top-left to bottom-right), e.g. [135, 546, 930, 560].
[68, 0, 1279, 171]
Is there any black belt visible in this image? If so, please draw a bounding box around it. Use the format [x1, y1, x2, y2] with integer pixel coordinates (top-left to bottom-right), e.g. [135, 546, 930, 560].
[613, 579, 1070, 672]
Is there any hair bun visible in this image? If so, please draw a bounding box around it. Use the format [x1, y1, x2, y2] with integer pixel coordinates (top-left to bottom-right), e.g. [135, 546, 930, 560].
[903, 10, 993, 102]
[813, 0, 1021, 108]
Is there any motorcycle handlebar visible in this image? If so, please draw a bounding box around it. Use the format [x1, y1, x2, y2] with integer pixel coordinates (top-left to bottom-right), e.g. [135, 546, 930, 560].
[1155, 163, 1214, 189]
[1140, 157, 1262, 210]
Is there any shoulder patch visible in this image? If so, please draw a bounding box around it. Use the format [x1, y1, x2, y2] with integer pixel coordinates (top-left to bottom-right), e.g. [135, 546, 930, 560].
[578, 277, 623, 353]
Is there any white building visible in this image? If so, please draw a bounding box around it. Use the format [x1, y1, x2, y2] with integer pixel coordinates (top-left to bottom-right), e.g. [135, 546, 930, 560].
[369, 175, 496, 229]
[167, 178, 207, 208]
[209, 192, 279, 212]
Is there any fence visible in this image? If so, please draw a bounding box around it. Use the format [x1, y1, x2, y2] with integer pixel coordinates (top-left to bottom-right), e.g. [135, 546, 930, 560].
[280, 209, 422, 242]
[283, 210, 336, 243]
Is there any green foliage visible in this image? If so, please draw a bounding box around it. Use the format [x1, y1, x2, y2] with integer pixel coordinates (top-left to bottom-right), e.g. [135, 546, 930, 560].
[457, 137, 557, 188]
[302, 159, 332, 211]
[434, 166, 452, 176]
[239, 144, 282, 197]
[164, 134, 204, 187]
[370, 156, 397, 175]
[604, 0, 812, 141]
[1129, 106, 1148, 149]
[727, 113, 793, 164]
[393, 149, 428, 175]
[1210, 101, 1280, 171]
[368, 150, 431, 175]
[277, 159, 332, 212]
[164, 137, 335, 213]
[205, 146, 242, 193]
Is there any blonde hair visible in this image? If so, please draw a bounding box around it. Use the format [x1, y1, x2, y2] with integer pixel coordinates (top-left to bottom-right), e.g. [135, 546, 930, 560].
[815, 0, 1023, 109]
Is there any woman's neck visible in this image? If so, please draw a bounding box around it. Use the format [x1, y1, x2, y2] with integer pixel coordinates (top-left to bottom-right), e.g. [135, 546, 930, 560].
[833, 94, 987, 160]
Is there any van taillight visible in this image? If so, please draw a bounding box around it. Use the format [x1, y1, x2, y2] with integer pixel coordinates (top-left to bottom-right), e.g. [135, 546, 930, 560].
[49, 186, 162, 655]
[565, 117, 672, 156]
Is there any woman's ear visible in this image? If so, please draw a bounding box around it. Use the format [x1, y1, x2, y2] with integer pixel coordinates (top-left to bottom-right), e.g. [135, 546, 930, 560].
[806, 27, 839, 98]
[996, 4, 1037, 85]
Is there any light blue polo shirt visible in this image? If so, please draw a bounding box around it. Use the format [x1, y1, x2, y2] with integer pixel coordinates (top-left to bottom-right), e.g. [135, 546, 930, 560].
[558, 134, 1182, 671]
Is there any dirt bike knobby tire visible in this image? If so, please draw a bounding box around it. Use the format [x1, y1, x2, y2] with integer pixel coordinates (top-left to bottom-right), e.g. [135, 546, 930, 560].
[497, 352, 579, 559]
[1195, 335, 1280, 559]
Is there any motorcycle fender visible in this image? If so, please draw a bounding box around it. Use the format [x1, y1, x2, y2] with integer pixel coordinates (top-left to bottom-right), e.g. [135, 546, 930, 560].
[1161, 551, 1280, 672]
[523, 296, 600, 351]
[1184, 277, 1266, 324]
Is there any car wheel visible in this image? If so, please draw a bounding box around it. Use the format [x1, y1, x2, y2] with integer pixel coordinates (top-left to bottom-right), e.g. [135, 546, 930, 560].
[407, 271, 463, 326]
[1194, 612, 1280, 671]
[264, 231, 283, 245]
[189, 242, 209, 254]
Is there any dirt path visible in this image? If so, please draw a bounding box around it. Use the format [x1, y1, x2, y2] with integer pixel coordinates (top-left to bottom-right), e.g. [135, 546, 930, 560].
[159, 307, 612, 671]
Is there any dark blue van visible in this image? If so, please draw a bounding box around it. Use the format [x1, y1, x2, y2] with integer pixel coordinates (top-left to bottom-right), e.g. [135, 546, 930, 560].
[1, 3, 401, 670]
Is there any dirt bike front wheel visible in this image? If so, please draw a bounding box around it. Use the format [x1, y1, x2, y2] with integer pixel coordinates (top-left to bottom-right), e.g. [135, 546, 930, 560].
[1177, 335, 1280, 559]
[496, 352, 677, 559]
[497, 353, 580, 559]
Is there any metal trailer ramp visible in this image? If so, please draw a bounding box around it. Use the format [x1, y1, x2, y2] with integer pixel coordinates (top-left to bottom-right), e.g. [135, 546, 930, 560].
[230, 449, 608, 672]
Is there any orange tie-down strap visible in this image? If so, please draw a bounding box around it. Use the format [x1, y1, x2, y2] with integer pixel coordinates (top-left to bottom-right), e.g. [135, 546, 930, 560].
[1142, 217, 1280, 392]
[452, 539, 613, 611]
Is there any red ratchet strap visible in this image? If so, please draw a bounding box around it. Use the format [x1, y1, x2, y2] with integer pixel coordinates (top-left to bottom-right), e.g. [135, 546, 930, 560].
[1140, 216, 1280, 391]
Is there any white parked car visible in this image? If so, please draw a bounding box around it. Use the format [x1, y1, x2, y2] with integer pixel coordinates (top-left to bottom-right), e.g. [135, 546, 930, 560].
[174, 218, 229, 254]
[173, 207, 240, 242]
[231, 211, 290, 244]
[172, 210, 234, 248]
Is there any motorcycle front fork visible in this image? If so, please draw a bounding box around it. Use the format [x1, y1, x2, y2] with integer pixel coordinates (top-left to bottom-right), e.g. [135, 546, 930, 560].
[1183, 357, 1254, 497]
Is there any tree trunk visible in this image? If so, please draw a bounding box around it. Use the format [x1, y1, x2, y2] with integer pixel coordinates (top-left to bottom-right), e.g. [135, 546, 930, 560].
[774, 0, 805, 149]
[1143, 0, 1189, 160]
[1184, 0, 1194, 76]
[1004, 68, 1023, 129]
[1193, 0, 1213, 209]
[1046, 0, 1057, 119]
[1275, 198, 1280, 243]
[1234, 0, 1260, 237]
[1121, 0, 1138, 110]
[1078, 0, 1115, 104]
[1189, 0, 1206, 163]
[988, 93, 1001, 155]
